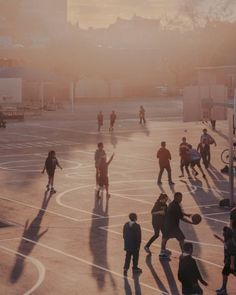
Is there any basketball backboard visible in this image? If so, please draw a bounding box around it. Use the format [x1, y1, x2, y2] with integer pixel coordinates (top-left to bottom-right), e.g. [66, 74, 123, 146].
[183, 85, 227, 122]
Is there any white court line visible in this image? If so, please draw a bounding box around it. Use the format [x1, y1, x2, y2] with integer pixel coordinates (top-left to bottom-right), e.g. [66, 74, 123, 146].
[56, 185, 104, 218]
[0, 244, 45, 295]
[8, 132, 47, 139]
[0, 237, 21, 242]
[35, 124, 154, 143]
[0, 194, 87, 223]
[0, 193, 148, 223]
[204, 211, 230, 217]
[56, 183, 151, 217]
[141, 227, 223, 249]
[194, 185, 229, 194]
[22, 237, 169, 295]
[185, 203, 219, 209]
[100, 222, 224, 249]
[0, 149, 93, 159]
[111, 185, 197, 198]
[204, 217, 228, 224]
[0, 158, 81, 172]
[100, 227, 222, 269]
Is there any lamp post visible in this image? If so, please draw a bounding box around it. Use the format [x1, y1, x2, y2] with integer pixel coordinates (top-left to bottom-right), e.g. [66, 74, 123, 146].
[70, 80, 76, 113]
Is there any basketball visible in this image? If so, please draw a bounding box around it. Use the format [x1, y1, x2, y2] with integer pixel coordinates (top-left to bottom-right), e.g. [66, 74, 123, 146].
[192, 214, 202, 225]
[209, 137, 214, 144]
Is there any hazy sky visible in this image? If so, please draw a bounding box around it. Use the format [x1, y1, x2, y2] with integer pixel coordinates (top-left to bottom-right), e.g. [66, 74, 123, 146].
[68, 0, 236, 29]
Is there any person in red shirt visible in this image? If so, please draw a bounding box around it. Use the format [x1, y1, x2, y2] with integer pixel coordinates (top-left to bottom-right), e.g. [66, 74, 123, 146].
[157, 141, 174, 185]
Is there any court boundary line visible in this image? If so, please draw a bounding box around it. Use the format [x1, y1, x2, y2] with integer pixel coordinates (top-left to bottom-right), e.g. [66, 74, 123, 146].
[0, 243, 45, 295]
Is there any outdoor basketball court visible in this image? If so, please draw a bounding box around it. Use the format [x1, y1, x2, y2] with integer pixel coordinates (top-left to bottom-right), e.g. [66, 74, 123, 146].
[0, 99, 235, 295]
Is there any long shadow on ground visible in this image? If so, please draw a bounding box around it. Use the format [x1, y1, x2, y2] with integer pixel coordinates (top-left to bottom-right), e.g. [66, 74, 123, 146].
[10, 191, 51, 283]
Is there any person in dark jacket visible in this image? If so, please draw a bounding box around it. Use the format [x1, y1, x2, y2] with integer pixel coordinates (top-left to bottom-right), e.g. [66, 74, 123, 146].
[160, 192, 193, 258]
[42, 150, 62, 193]
[97, 153, 114, 198]
[144, 193, 168, 253]
[94, 142, 106, 186]
[123, 213, 142, 276]
[178, 242, 208, 295]
[214, 227, 236, 295]
[157, 141, 174, 185]
[179, 137, 191, 178]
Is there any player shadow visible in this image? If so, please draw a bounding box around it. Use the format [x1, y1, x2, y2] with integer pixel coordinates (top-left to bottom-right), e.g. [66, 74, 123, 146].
[89, 194, 117, 292]
[140, 124, 150, 137]
[110, 132, 118, 148]
[214, 129, 228, 141]
[159, 258, 181, 295]
[10, 191, 51, 283]
[124, 277, 132, 295]
[145, 254, 168, 294]
[182, 178, 220, 280]
[207, 164, 229, 196]
[157, 183, 175, 195]
[124, 273, 142, 295]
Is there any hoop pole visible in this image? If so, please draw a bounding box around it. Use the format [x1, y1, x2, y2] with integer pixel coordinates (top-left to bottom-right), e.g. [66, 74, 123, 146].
[228, 108, 235, 206]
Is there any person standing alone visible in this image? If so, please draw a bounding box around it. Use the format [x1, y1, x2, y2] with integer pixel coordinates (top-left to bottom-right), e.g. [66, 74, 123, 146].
[42, 150, 62, 193]
[109, 110, 116, 131]
[97, 111, 103, 132]
[139, 105, 146, 125]
[157, 141, 174, 185]
[94, 142, 106, 186]
[200, 128, 216, 168]
[123, 213, 142, 276]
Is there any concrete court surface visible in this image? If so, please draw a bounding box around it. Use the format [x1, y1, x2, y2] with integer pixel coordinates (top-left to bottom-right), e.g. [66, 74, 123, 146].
[0, 98, 235, 295]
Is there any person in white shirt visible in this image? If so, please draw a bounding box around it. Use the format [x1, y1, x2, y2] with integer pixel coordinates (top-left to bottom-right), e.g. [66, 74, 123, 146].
[200, 128, 216, 168]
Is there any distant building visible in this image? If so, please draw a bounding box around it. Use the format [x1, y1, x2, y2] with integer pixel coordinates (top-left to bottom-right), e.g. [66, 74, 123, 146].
[197, 65, 236, 98]
[19, 0, 68, 33]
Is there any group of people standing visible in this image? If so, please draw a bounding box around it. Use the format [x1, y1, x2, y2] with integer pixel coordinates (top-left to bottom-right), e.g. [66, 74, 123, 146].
[97, 105, 146, 132]
[97, 110, 117, 132]
[40, 116, 235, 295]
[156, 128, 216, 185]
[123, 193, 236, 295]
[123, 192, 209, 294]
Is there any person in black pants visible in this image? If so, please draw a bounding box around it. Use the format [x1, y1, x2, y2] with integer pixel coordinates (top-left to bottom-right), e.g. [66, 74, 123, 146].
[41, 150, 62, 193]
[214, 227, 236, 295]
[160, 192, 193, 258]
[179, 137, 191, 178]
[178, 242, 208, 295]
[123, 213, 142, 276]
[144, 193, 168, 254]
[200, 128, 216, 168]
[230, 206, 236, 238]
[157, 141, 174, 185]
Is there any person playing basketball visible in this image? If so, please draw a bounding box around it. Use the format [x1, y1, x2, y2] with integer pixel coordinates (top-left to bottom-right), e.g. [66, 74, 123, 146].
[160, 192, 193, 258]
